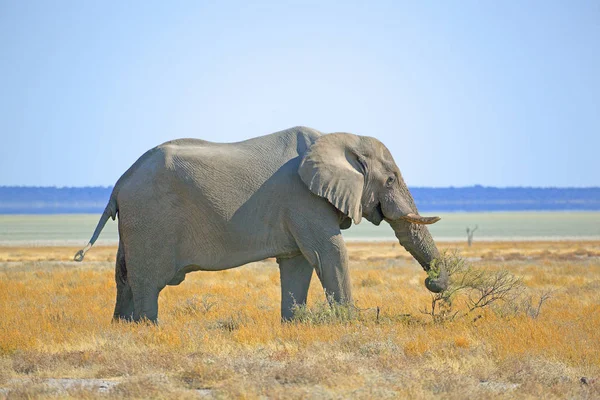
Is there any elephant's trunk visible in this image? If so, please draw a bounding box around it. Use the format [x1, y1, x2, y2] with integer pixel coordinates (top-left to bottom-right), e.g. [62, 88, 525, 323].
[388, 219, 448, 293]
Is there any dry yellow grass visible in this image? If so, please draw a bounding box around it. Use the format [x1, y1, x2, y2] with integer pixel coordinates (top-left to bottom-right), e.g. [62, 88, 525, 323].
[0, 241, 599, 398]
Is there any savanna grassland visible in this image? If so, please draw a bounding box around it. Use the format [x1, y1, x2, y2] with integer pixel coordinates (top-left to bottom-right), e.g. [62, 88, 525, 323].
[0, 241, 599, 399]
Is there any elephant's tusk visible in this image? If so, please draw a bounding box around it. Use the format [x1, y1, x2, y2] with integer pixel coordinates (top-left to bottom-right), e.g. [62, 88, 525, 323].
[401, 213, 441, 225]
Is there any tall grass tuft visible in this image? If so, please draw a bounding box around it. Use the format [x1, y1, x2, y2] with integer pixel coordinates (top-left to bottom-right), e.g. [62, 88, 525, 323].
[291, 294, 358, 324]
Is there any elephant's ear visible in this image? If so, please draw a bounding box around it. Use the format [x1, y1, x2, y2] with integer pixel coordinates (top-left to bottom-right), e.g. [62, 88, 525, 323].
[298, 133, 364, 224]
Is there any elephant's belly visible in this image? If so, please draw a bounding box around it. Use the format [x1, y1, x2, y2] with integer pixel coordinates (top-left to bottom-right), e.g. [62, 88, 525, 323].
[167, 263, 240, 286]
[168, 244, 302, 286]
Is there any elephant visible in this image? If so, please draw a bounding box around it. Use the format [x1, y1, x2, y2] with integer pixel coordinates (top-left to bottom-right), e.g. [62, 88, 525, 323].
[74, 126, 447, 322]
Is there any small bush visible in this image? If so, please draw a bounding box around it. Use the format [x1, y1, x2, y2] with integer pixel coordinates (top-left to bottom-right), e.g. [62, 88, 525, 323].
[422, 250, 551, 322]
[173, 295, 218, 317]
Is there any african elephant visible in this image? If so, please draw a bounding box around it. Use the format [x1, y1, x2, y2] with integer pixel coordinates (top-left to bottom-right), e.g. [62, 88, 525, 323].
[74, 126, 447, 322]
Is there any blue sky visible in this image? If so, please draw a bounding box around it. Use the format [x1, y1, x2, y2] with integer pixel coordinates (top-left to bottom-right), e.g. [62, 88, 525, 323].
[1, 1, 598, 187]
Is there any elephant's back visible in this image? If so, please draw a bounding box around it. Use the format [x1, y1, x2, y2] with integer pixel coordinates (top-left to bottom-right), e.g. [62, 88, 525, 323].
[117, 126, 321, 220]
[158, 126, 321, 187]
[157, 126, 320, 155]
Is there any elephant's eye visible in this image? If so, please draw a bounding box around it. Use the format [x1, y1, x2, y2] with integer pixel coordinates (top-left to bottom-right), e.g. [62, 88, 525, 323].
[386, 176, 395, 187]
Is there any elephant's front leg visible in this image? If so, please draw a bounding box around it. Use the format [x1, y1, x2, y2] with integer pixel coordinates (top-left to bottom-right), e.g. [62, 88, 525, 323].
[277, 254, 314, 321]
[296, 232, 353, 307]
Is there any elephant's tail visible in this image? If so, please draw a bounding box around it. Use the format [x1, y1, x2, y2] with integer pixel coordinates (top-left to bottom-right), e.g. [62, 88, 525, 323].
[73, 147, 159, 262]
[74, 196, 118, 262]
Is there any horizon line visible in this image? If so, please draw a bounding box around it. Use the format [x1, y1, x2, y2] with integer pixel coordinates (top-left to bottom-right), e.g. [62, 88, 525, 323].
[2, 185, 600, 190]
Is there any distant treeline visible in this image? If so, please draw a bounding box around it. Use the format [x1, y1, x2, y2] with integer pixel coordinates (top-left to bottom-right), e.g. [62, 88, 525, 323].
[1, 186, 599, 214]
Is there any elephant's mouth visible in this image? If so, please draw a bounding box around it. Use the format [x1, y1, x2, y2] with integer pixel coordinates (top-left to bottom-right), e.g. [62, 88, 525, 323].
[370, 202, 384, 225]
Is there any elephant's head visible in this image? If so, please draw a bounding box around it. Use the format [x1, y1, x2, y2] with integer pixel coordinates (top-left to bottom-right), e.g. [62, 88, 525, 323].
[298, 133, 447, 293]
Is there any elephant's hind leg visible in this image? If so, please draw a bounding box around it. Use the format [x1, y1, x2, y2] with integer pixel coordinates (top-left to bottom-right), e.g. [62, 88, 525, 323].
[126, 256, 166, 324]
[113, 242, 134, 321]
[131, 285, 161, 324]
[278, 254, 314, 321]
[120, 226, 175, 323]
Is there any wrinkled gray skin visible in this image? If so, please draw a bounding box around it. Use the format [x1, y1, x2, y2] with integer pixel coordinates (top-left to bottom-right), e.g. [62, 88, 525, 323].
[75, 127, 446, 322]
